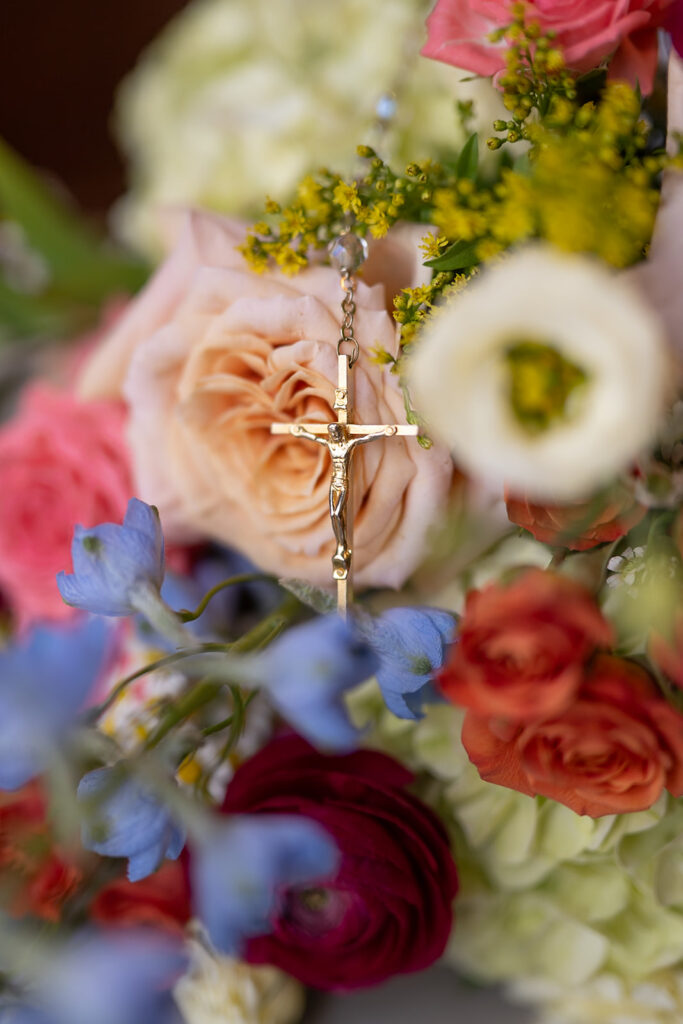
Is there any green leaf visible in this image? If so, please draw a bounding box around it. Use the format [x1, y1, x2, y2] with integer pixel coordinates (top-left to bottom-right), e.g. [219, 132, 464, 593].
[0, 138, 148, 306]
[277, 577, 336, 615]
[456, 133, 479, 180]
[0, 278, 81, 341]
[424, 237, 480, 271]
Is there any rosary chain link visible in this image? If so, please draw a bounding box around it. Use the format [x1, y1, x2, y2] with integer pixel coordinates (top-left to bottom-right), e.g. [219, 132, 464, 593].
[337, 270, 360, 367]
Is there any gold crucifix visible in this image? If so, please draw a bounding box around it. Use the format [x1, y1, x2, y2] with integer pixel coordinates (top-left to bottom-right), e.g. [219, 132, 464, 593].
[271, 351, 418, 616]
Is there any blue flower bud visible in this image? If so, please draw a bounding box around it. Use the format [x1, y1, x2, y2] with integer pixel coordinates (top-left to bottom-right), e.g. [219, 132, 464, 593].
[253, 615, 379, 750]
[364, 606, 457, 719]
[57, 498, 165, 617]
[78, 768, 185, 882]
[191, 815, 339, 956]
[0, 618, 109, 790]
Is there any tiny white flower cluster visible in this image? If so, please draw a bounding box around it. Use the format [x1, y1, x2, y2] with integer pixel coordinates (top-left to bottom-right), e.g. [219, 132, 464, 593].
[175, 935, 304, 1024]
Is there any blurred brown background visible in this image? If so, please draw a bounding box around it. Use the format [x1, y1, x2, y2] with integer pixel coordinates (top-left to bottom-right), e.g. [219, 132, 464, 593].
[0, 0, 188, 214]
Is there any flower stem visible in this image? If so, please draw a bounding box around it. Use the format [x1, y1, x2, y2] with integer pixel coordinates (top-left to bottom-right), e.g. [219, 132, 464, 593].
[178, 572, 278, 622]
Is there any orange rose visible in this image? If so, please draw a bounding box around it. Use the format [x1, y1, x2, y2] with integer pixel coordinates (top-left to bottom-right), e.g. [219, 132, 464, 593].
[463, 656, 683, 817]
[0, 784, 84, 922]
[438, 569, 614, 721]
[505, 484, 646, 551]
[92, 860, 191, 935]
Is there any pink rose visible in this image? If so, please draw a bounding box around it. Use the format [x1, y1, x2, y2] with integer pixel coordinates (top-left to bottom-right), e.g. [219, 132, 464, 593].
[0, 386, 132, 626]
[79, 212, 452, 589]
[423, 0, 677, 94]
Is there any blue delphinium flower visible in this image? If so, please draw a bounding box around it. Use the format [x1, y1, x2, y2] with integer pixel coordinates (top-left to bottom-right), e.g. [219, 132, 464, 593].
[364, 607, 456, 719]
[57, 498, 164, 617]
[9, 930, 186, 1024]
[78, 767, 185, 881]
[191, 815, 339, 956]
[0, 618, 109, 790]
[251, 615, 379, 751]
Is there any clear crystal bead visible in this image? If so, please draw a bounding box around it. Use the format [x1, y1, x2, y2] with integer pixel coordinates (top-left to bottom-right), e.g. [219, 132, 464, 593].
[328, 232, 368, 274]
[375, 92, 397, 122]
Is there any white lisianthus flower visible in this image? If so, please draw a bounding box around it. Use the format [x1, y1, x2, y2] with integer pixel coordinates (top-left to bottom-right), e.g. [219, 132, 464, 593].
[112, 0, 503, 253]
[174, 939, 304, 1024]
[409, 245, 670, 502]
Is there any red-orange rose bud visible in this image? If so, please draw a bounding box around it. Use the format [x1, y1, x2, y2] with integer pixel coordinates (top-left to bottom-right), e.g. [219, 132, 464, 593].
[505, 486, 646, 551]
[437, 569, 614, 721]
[463, 655, 683, 817]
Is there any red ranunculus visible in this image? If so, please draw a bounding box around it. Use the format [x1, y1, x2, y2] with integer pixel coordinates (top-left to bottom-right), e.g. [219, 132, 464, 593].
[463, 655, 683, 816]
[220, 735, 458, 990]
[92, 860, 192, 935]
[505, 486, 646, 551]
[438, 569, 614, 721]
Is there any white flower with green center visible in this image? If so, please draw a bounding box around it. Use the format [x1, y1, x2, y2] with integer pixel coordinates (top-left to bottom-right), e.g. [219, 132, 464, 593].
[409, 245, 669, 502]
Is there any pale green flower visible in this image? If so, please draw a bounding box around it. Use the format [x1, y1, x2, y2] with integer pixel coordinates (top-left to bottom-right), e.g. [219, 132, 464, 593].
[349, 688, 669, 889]
[601, 538, 683, 654]
[523, 970, 683, 1024]
[113, 0, 504, 254]
[348, 682, 683, 994]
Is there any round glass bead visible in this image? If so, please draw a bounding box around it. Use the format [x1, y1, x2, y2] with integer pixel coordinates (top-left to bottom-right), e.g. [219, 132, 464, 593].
[328, 232, 368, 274]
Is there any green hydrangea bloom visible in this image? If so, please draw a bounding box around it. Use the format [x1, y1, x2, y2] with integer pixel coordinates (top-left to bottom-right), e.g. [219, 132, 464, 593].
[348, 684, 683, 994]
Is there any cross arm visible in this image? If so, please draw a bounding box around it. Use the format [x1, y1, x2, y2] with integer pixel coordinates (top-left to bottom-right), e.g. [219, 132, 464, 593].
[270, 423, 330, 435]
[347, 424, 419, 436]
[270, 422, 419, 437]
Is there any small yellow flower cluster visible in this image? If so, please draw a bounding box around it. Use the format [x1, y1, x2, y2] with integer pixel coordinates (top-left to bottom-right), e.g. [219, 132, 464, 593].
[240, 147, 448, 275]
[487, 4, 577, 144]
[431, 82, 668, 271]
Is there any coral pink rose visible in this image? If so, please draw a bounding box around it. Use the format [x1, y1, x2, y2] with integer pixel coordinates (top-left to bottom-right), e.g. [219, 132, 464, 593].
[219, 735, 458, 990]
[505, 483, 646, 551]
[463, 655, 683, 816]
[423, 0, 677, 94]
[0, 386, 132, 626]
[92, 861, 192, 935]
[0, 784, 84, 923]
[438, 569, 614, 721]
[79, 212, 452, 589]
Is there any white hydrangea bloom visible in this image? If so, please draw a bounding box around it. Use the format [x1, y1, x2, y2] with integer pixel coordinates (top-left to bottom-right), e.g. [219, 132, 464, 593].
[112, 0, 503, 254]
[175, 938, 304, 1024]
[520, 970, 683, 1024]
[408, 245, 670, 502]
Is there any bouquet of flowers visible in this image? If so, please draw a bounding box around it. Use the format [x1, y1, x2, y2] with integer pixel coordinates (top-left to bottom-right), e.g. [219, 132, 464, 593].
[2, 1, 683, 1021]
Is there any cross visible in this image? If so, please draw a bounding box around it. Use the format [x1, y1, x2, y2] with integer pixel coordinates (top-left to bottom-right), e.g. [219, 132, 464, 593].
[271, 352, 418, 617]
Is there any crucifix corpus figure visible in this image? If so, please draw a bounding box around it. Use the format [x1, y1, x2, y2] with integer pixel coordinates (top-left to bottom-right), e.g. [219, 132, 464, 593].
[290, 419, 401, 581]
[270, 229, 418, 616]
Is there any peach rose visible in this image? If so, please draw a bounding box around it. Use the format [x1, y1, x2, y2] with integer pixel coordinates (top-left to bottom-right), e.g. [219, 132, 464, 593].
[0, 386, 132, 626]
[463, 655, 683, 816]
[79, 212, 452, 588]
[438, 569, 614, 720]
[423, 0, 677, 94]
[505, 483, 646, 551]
